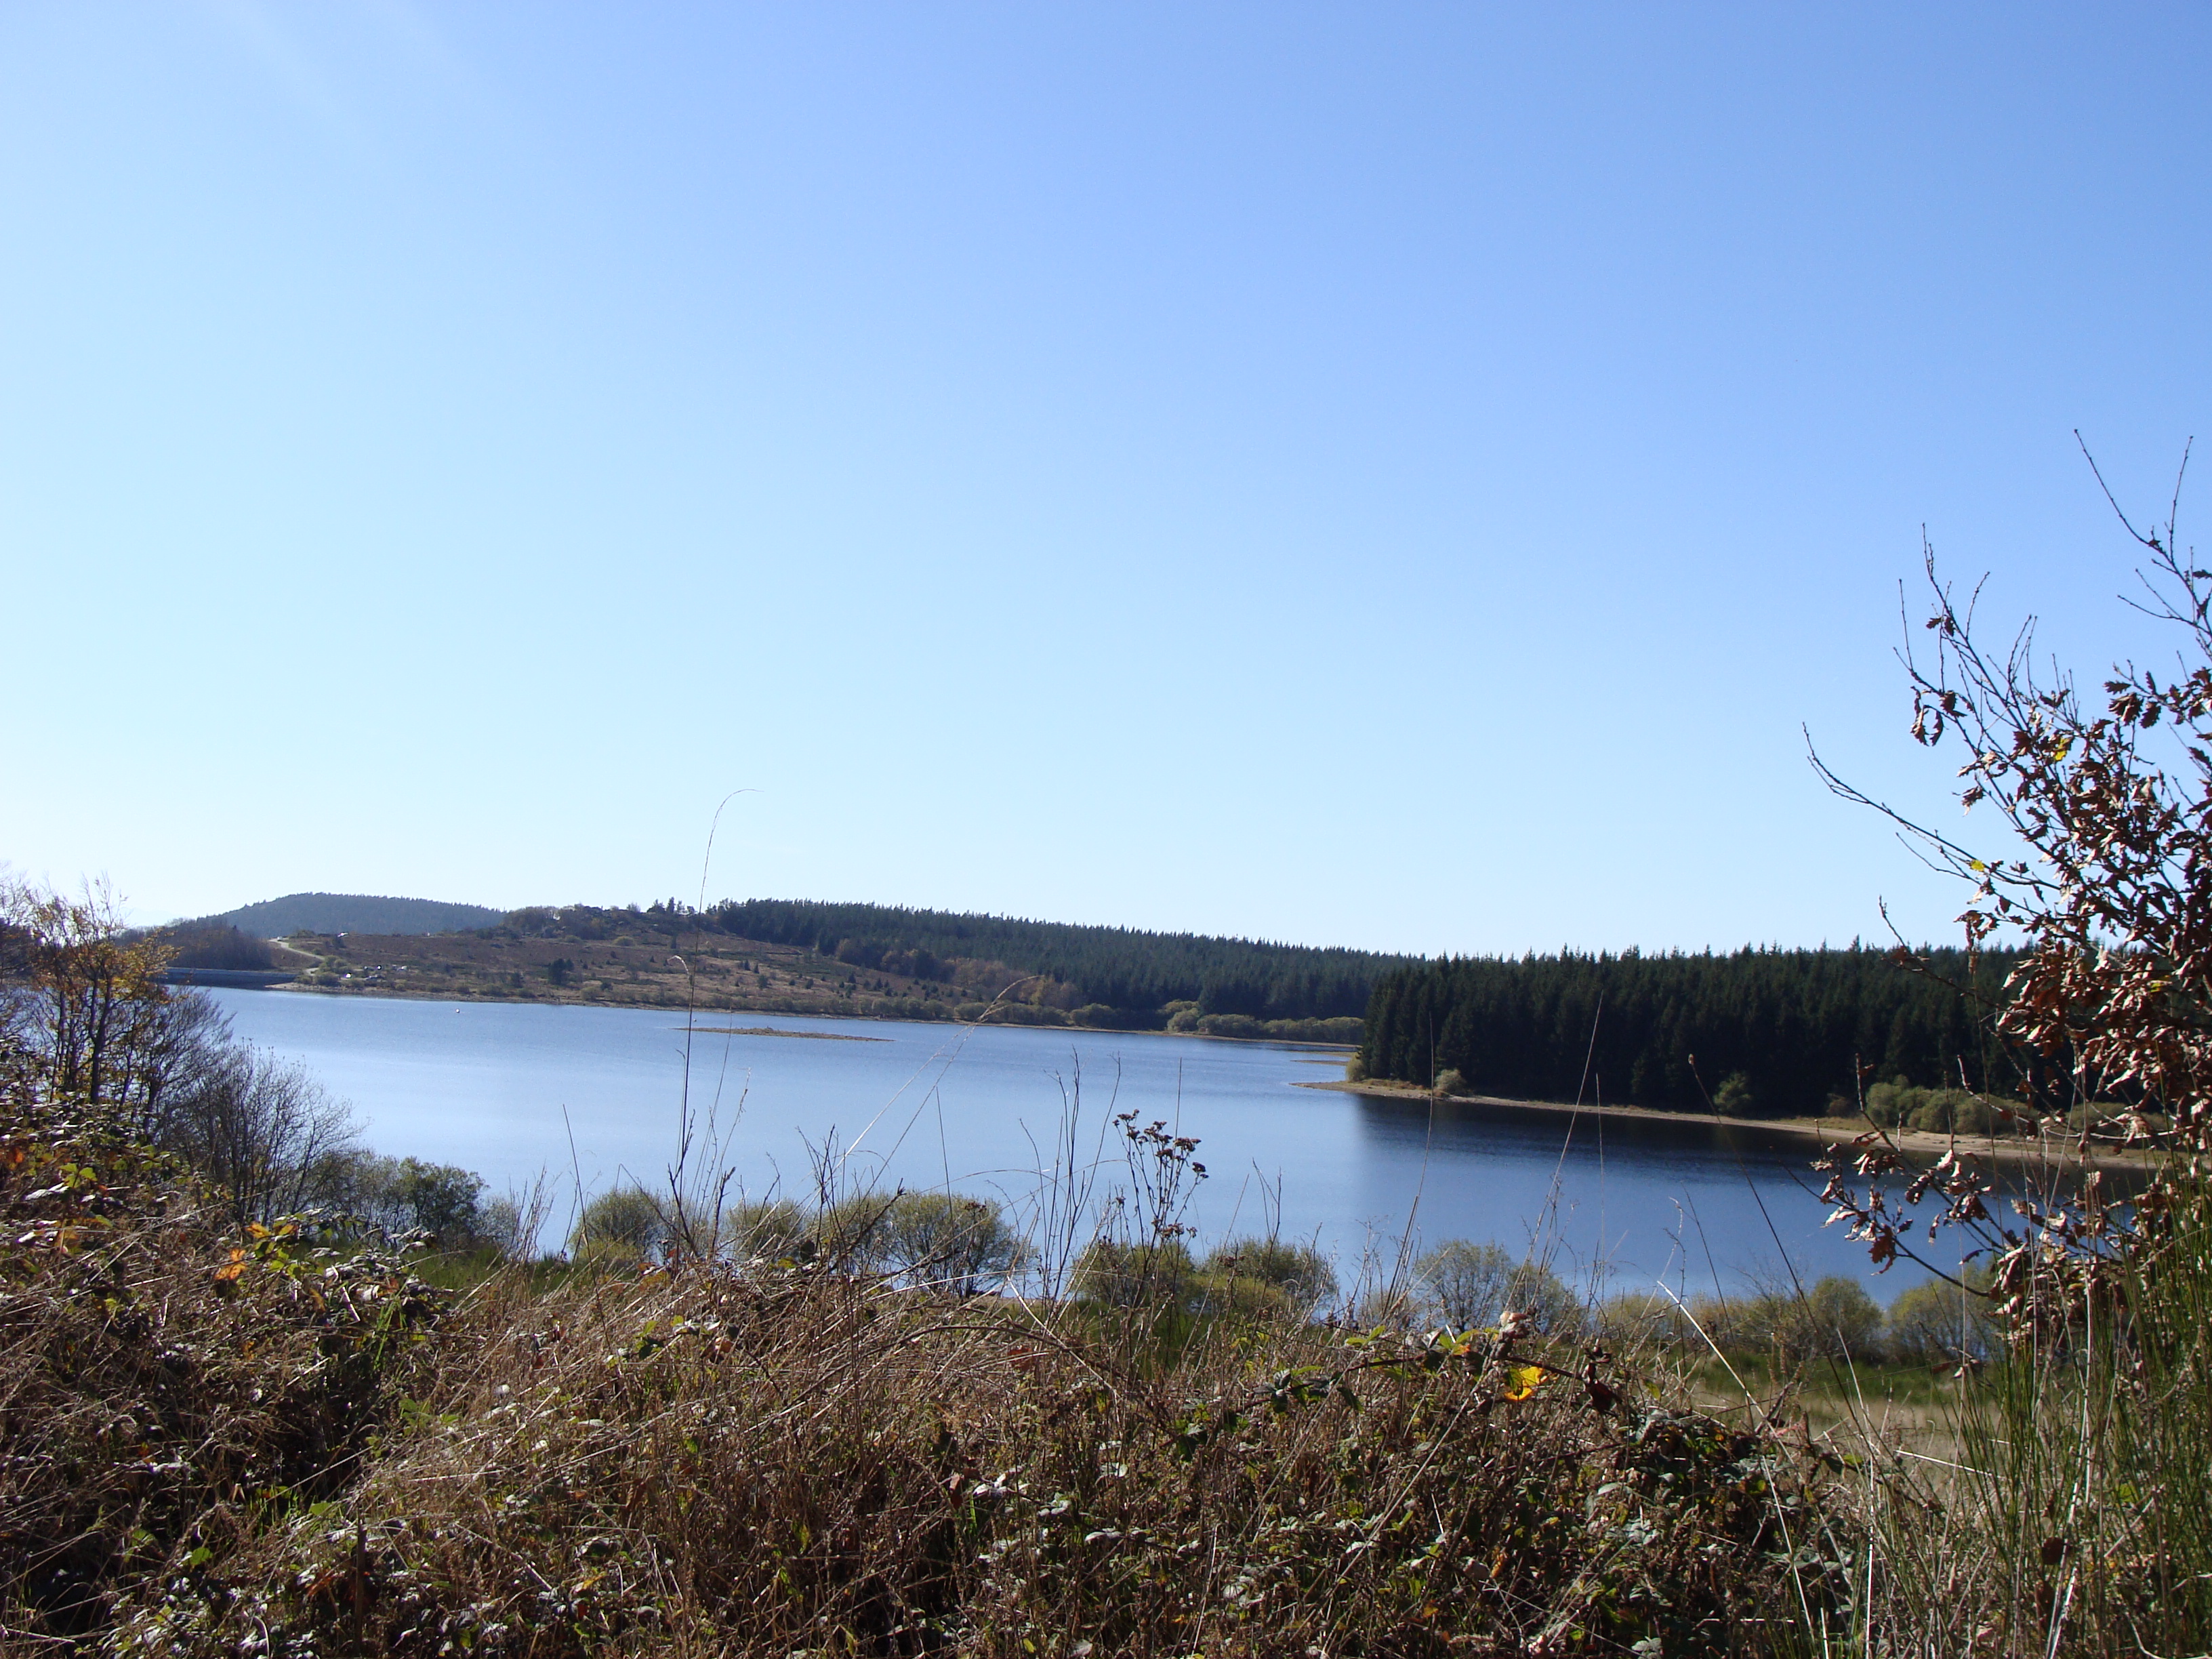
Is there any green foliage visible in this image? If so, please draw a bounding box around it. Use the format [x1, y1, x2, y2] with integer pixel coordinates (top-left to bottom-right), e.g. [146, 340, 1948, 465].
[1883, 1276, 1994, 1366]
[696, 897, 1412, 1020]
[1863, 1079, 2004, 1134]
[1785, 1275, 1883, 1361]
[1203, 1235, 1338, 1317]
[1193, 1012, 1263, 1039]
[570, 1185, 666, 1258]
[1711, 1070, 1754, 1115]
[722, 1196, 815, 1262]
[1597, 1289, 1700, 1347]
[870, 1192, 1022, 1294]
[1361, 945, 2014, 1116]
[313, 1152, 487, 1243]
[1414, 1240, 1584, 1335]
[1071, 1237, 1203, 1311]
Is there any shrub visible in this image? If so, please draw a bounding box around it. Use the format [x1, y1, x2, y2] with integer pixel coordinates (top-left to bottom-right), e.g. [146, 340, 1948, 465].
[475, 1193, 530, 1259]
[570, 1186, 667, 1258]
[1712, 1071, 1755, 1115]
[1203, 1236, 1338, 1318]
[1682, 1277, 1883, 1365]
[1071, 1238, 1202, 1311]
[723, 1196, 815, 1263]
[1883, 1276, 1994, 1367]
[1864, 1080, 2011, 1136]
[1597, 1289, 1697, 1347]
[155, 1044, 361, 1224]
[0, 1079, 446, 1645]
[1779, 1275, 1884, 1362]
[1433, 1067, 1470, 1095]
[1194, 1012, 1263, 1040]
[1414, 1240, 1584, 1335]
[872, 1192, 1021, 1294]
[312, 1153, 487, 1244]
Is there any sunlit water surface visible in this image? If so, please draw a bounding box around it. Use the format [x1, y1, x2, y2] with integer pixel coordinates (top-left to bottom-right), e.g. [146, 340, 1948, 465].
[207, 989, 1958, 1299]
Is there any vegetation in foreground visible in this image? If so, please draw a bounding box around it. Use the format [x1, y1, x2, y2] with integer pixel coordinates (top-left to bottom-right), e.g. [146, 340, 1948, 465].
[11, 865, 2212, 1653]
[3, 1063, 1843, 1658]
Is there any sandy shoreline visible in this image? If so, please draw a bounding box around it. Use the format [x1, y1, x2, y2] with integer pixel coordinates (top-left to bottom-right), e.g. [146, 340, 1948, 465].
[1298, 1077, 2157, 1172]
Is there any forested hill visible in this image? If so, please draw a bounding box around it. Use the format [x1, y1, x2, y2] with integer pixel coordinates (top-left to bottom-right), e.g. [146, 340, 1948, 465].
[207, 893, 506, 937]
[1359, 947, 2018, 1118]
[703, 900, 1412, 1019]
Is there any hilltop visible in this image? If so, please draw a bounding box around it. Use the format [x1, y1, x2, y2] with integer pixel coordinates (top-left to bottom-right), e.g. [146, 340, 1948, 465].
[201, 892, 507, 937]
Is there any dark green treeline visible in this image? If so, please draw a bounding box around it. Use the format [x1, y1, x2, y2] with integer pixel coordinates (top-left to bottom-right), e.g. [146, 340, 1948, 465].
[702, 900, 1416, 1021]
[1359, 947, 2017, 1118]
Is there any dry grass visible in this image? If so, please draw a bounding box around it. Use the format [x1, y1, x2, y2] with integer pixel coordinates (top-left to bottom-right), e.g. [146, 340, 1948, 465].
[24, 1057, 2211, 1655]
[0, 1075, 444, 1645]
[1, 1072, 1841, 1657]
[114, 1268, 1835, 1658]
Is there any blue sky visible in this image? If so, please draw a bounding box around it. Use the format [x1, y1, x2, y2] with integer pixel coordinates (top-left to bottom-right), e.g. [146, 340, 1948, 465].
[5, 3, 2208, 955]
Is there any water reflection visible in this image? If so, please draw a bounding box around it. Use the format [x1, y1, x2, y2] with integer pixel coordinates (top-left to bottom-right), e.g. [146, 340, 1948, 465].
[1343, 1091, 1931, 1299]
[197, 988, 2015, 1299]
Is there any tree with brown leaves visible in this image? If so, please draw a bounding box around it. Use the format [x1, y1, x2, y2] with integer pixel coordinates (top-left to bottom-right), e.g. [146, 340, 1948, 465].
[1813, 438, 2207, 1324]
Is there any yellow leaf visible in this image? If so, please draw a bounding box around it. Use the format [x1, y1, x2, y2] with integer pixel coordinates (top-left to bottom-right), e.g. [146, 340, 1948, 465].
[1504, 1365, 1545, 1401]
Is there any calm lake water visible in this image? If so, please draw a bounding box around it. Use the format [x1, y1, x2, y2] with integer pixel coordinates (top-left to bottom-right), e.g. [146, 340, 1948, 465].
[207, 989, 1951, 1301]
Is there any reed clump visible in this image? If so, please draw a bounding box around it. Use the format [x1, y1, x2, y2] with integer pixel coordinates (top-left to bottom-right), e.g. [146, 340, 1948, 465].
[1845, 1176, 2212, 1656]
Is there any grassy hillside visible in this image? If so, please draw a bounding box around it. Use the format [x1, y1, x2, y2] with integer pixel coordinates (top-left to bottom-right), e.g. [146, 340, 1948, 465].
[201, 895, 1395, 1038]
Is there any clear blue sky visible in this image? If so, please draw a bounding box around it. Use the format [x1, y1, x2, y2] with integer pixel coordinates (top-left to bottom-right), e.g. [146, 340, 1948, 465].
[5, 3, 2207, 955]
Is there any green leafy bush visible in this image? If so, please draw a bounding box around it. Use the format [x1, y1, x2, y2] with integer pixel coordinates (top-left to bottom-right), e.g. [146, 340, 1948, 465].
[570, 1185, 666, 1258]
[1414, 1240, 1584, 1335]
[1202, 1236, 1337, 1317]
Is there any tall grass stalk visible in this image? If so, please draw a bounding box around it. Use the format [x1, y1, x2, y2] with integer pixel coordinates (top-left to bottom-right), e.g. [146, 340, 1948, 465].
[1847, 1180, 2212, 1656]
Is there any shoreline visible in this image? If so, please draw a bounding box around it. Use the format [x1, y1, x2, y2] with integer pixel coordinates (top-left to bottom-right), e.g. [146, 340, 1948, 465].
[1300, 1078, 2158, 1172]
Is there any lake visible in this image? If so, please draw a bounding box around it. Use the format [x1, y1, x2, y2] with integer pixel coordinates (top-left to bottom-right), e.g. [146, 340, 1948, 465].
[206, 988, 1952, 1303]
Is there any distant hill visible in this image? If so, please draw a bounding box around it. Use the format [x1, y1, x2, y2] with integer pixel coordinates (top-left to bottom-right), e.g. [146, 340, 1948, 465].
[205, 893, 506, 937]
[700, 899, 1410, 1020]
